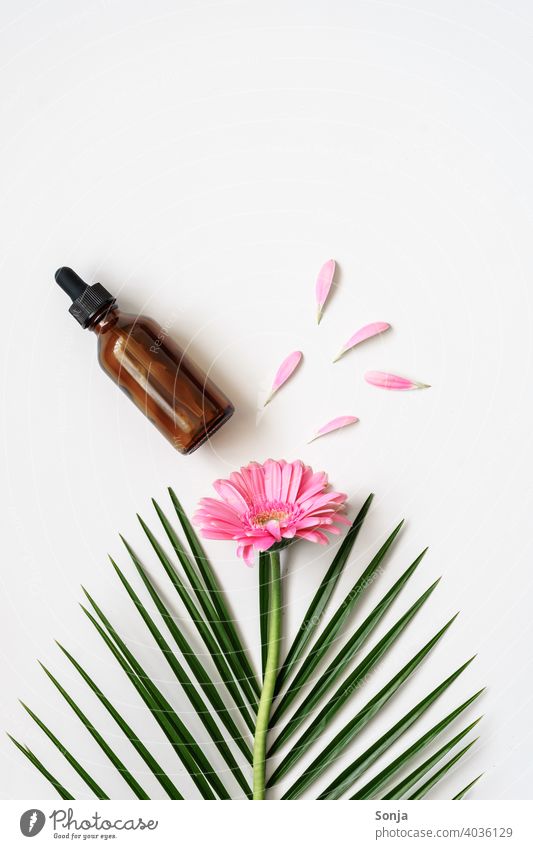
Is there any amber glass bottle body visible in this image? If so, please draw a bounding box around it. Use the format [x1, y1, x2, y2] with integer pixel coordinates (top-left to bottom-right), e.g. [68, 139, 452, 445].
[90, 306, 234, 454]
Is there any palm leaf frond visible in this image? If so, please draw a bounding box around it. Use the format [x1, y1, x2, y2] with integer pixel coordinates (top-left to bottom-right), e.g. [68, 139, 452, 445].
[136, 514, 257, 721]
[268, 579, 441, 785]
[274, 494, 374, 696]
[109, 554, 251, 798]
[272, 518, 404, 722]
[453, 774, 484, 799]
[11, 490, 484, 801]
[37, 663, 150, 800]
[122, 544, 252, 762]
[278, 621, 466, 799]
[55, 642, 183, 799]
[19, 701, 109, 800]
[168, 487, 260, 697]
[80, 598, 219, 799]
[7, 734, 74, 800]
[364, 712, 483, 799]
[408, 739, 479, 799]
[269, 549, 428, 755]
[314, 656, 476, 800]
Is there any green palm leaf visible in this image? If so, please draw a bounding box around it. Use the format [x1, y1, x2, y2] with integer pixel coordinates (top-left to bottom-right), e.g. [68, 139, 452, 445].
[274, 493, 374, 696]
[56, 643, 183, 799]
[272, 518, 404, 721]
[362, 710, 483, 799]
[109, 553, 251, 798]
[269, 550, 429, 755]
[19, 702, 109, 799]
[276, 617, 462, 798]
[11, 488, 484, 801]
[136, 514, 258, 720]
[7, 735, 74, 800]
[315, 657, 476, 800]
[37, 663, 150, 800]
[268, 579, 440, 785]
[168, 487, 260, 697]
[408, 740, 479, 799]
[81, 597, 221, 799]
[122, 542, 252, 762]
[453, 774, 483, 799]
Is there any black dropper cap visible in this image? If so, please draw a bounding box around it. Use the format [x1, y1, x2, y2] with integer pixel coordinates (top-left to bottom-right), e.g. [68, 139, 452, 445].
[55, 267, 116, 328]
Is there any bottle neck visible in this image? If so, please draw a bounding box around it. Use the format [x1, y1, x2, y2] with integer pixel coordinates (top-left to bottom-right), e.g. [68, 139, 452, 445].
[88, 304, 120, 334]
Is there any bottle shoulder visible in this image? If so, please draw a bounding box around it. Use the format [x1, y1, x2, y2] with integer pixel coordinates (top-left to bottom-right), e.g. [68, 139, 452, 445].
[112, 310, 160, 331]
[95, 310, 172, 371]
[95, 310, 161, 340]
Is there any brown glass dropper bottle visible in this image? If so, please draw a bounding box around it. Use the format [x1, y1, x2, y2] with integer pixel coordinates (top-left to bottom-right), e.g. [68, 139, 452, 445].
[55, 267, 234, 454]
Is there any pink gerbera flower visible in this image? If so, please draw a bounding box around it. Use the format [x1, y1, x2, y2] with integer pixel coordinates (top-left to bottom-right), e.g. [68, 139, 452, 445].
[193, 459, 348, 565]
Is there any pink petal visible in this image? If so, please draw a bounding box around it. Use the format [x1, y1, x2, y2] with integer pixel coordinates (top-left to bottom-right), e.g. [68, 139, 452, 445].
[365, 371, 430, 391]
[315, 259, 336, 324]
[299, 490, 348, 513]
[194, 499, 241, 525]
[242, 462, 266, 501]
[297, 530, 330, 544]
[299, 468, 327, 495]
[295, 516, 331, 529]
[252, 536, 278, 552]
[286, 461, 304, 503]
[229, 471, 251, 500]
[213, 479, 250, 511]
[334, 322, 391, 362]
[201, 529, 239, 540]
[264, 459, 282, 501]
[264, 351, 303, 405]
[237, 544, 254, 566]
[309, 416, 359, 443]
[280, 462, 293, 502]
[266, 520, 282, 541]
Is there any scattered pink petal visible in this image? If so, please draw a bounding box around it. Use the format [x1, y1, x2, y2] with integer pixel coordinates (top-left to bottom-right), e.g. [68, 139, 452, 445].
[334, 322, 391, 362]
[309, 415, 359, 442]
[264, 350, 303, 405]
[315, 259, 336, 324]
[365, 370, 430, 390]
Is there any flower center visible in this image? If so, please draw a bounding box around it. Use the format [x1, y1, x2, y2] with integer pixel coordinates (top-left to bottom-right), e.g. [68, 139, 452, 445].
[247, 499, 295, 528]
[252, 509, 289, 526]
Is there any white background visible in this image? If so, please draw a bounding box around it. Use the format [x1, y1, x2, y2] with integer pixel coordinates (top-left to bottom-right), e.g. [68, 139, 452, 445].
[1, 0, 532, 802]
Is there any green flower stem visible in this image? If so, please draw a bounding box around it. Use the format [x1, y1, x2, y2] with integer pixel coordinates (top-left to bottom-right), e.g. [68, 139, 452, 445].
[253, 549, 281, 800]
